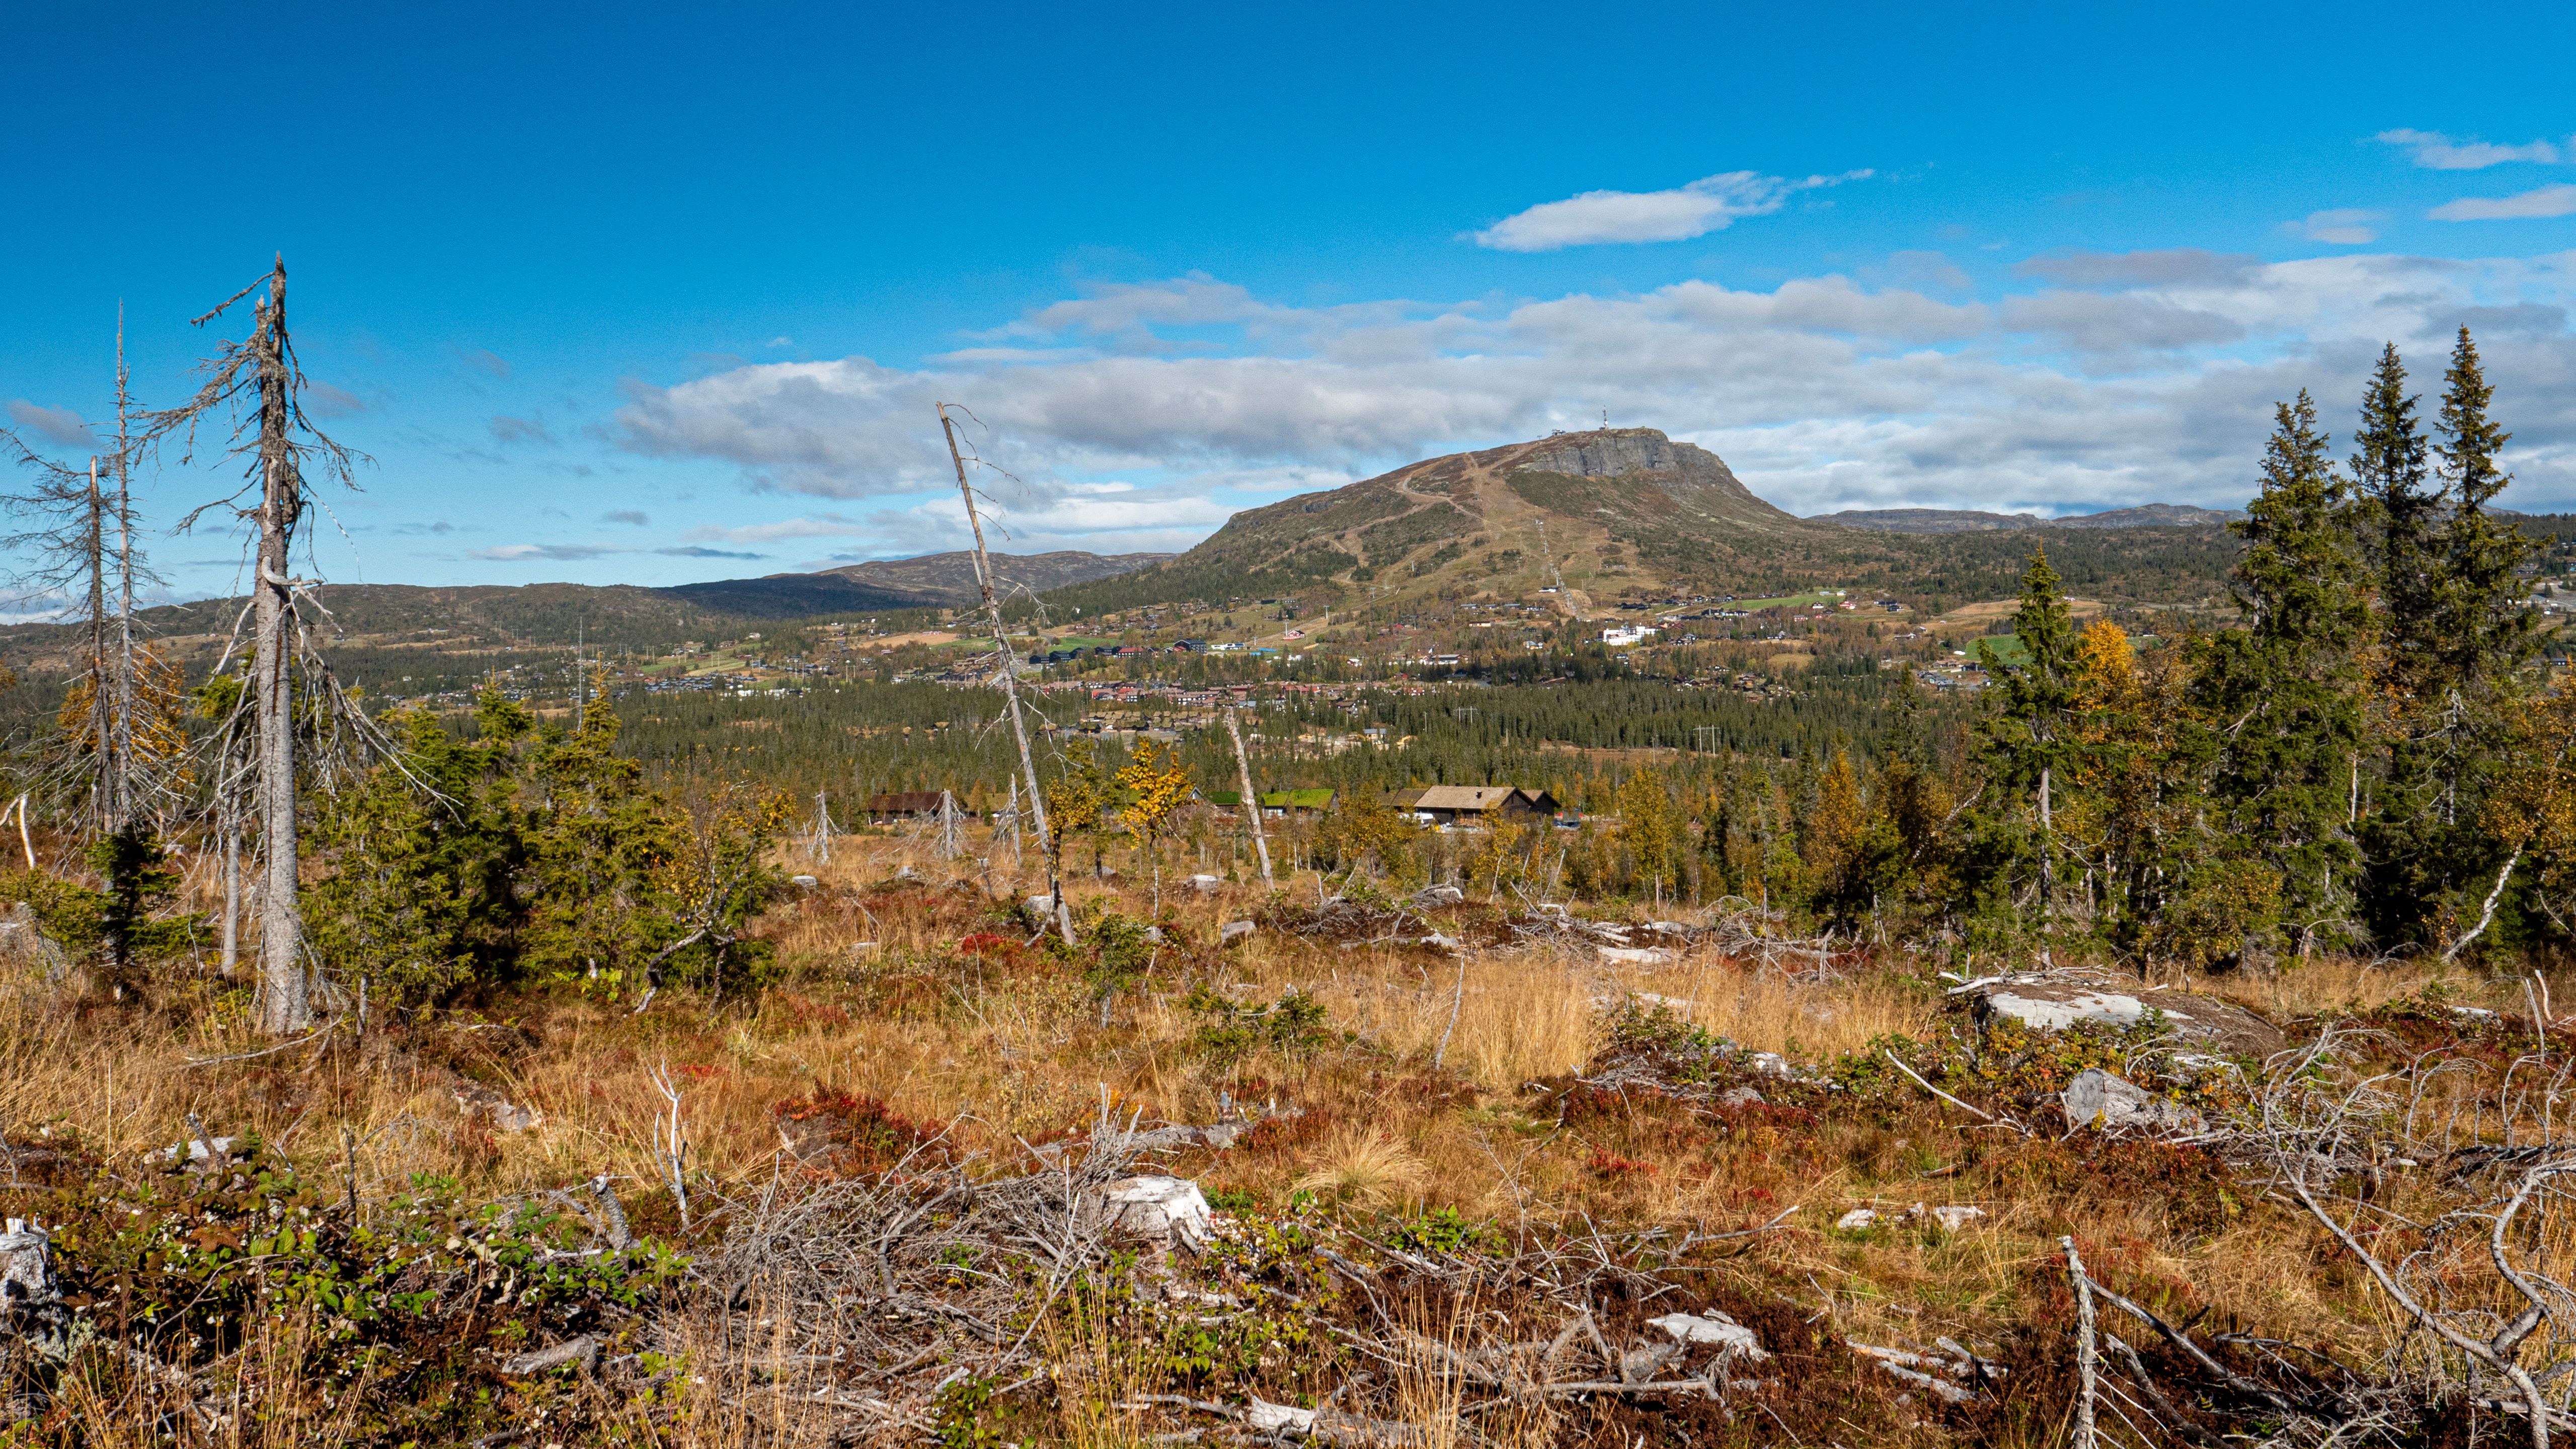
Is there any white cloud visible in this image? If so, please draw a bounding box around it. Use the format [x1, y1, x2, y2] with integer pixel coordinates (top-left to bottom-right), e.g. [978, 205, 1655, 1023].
[6, 400, 96, 447]
[680, 515, 869, 545]
[616, 249, 2576, 529]
[2286, 208, 2384, 245]
[471, 541, 769, 562]
[1470, 170, 1871, 251]
[473, 543, 613, 561]
[2378, 128, 2564, 170]
[2431, 184, 2576, 221]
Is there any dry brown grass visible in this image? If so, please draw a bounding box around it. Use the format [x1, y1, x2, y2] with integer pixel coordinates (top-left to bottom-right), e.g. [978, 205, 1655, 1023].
[1654, 954, 1936, 1058]
[15, 832, 2573, 1447]
[1294, 1124, 1433, 1209]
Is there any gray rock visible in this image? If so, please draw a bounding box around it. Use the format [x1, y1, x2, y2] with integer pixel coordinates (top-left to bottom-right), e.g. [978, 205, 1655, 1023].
[1716, 1086, 1766, 1109]
[1186, 873, 1223, 893]
[1220, 920, 1256, 944]
[1412, 885, 1466, 907]
[2061, 1067, 2205, 1134]
[151, 1135, 237, 1167]
[790, 874, 818, 888]
[1962, 974, 2284, 1056]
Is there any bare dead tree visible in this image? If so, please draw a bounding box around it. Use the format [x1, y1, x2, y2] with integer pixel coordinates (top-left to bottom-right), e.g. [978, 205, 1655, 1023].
[1226, 705, 1273, 886]
[936, 403, 1072, 946]
[1, 312, 179, 839]
[144, 258, 377, 1035]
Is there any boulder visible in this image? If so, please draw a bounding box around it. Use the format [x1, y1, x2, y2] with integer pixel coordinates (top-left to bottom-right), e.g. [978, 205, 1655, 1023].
[1960, 973, 2284, 1056]
[1220, 920, 1256, 944]
[1023, 894, 1058, 928]
[2061, 1067, 2206, 1134]
[1412, 885, 1466, 907]
[1186, 874, 1223, 894]
[790, 874, 819, 888]
[1716, 1086, 1766, 1109]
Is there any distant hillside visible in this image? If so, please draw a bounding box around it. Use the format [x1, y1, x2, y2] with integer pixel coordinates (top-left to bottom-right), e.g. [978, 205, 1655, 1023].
[1832, 503, 2248, 533]
[821, 550, 1170, 607]
[1037, 427, 2255, 619]
[647, 549, 1168, 618]
[0, 547, 1174, 682]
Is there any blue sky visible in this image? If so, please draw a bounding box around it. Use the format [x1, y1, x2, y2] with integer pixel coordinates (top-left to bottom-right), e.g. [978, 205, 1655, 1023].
[5, 0, 2575, 601]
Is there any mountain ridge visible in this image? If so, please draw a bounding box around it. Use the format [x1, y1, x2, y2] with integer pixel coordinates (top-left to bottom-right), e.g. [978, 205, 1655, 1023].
[1033, 427, 2257, 618]
[1830, 503, 2248, 534]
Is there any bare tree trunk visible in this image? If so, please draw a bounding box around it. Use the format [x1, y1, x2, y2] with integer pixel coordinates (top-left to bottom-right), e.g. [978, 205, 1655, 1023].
[2037, 764, 2055, 967]
[253, 265, 308, 1035]
[220, 817, 240, 976]
[111, 310, 136, 828]
[1226, 707, 1272, 886]
[938, 404, 1072, 946]
[2446, 843, 2524, 965]
[84, 459, 117, 831]
[2062, 1237, 2099, 1449]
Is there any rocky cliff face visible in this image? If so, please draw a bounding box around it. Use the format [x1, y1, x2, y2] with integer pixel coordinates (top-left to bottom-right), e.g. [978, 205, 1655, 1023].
[1513, 429, 1740, 487]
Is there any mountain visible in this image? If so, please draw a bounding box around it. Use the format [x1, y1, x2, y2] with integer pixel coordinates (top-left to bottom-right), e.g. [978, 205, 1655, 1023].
[1038, 427, 2252, 618]
[0, 550, 1170, 678]
[1832, 503, 2247, 533]
[662, 550, 1170, 618]
[822, 550, 1172, 605]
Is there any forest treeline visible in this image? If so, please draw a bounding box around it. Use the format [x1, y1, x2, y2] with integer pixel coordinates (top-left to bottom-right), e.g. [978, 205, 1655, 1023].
[3, 300, 2566, 1028]
[1465, 329, 2576, 968]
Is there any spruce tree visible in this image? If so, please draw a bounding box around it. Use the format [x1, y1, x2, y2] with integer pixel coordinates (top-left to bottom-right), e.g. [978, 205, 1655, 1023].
[2359, 327, 2541, 945]
[2352, 344, 2436, 696]
[2429, 326, 2537, 708]
[2192, 392, 2370, 951]
[1974, 547, 2081, 937]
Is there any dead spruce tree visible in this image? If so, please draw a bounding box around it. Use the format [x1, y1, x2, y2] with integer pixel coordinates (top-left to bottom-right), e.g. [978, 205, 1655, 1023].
[148, 258, 372, 1034]
[1, 317, 187, 990]
[937, 403, 1073, 945]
